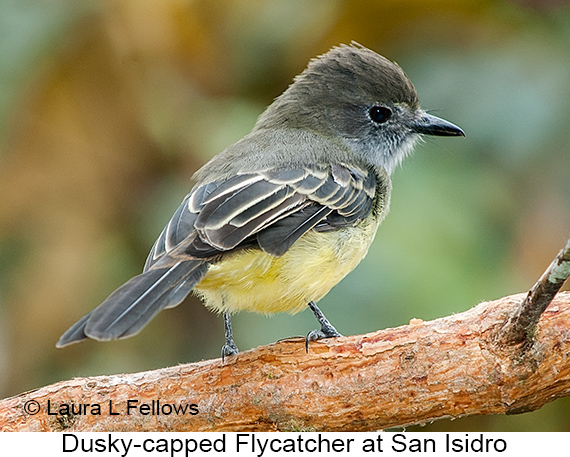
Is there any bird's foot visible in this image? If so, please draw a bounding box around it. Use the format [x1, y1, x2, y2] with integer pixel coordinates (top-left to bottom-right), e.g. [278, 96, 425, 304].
[221, 340, 239, 361]
[305, 301, 342, 352]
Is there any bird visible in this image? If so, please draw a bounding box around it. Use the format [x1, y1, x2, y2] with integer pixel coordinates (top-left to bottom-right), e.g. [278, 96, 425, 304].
[57, 43, 464, 358]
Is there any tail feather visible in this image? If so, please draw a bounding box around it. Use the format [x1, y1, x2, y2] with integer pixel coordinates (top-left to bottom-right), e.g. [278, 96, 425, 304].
[162, 277, 201, 309]
[55, 311, 93, 347]
[56, 261, 208, 347]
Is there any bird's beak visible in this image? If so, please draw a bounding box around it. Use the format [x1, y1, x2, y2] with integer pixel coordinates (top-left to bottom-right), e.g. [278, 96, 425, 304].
[411, 113, 465, 137]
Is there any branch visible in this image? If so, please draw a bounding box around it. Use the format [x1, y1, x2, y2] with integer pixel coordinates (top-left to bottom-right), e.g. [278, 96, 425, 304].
[1, 291, 570, 432]
[502, 237, 570, 344]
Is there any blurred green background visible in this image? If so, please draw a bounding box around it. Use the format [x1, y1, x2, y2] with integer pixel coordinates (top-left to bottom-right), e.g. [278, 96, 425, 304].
[1, 0, 569, 431]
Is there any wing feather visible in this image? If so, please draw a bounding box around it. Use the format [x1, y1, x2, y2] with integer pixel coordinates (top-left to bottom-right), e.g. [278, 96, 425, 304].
[257, 206, 333, 256]
[146, 163, 378, 269]
[200, 193, 305, 250]
[228, 186, 294, 227]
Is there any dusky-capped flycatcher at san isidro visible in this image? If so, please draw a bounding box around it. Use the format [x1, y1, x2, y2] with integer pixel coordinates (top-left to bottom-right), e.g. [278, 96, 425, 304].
[57, 43, 464, 358]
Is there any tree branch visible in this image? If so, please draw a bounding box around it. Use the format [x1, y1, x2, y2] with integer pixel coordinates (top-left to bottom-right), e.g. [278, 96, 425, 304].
[1, 291, 570, 432]
[502, 237, 570, 344]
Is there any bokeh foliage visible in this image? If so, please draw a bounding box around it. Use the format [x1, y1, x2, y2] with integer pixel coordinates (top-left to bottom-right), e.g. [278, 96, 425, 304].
[0, 0, 569, 431]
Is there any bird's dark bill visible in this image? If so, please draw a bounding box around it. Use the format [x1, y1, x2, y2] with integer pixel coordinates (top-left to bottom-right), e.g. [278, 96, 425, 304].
[412, 113, 464, 137]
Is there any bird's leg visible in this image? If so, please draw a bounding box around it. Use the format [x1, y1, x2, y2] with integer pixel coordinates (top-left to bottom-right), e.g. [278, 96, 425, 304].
[305, 301, 342, 352]
[221, 312, 239, 361]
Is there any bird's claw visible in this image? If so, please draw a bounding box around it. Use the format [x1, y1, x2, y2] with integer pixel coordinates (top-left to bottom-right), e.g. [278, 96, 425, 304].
[305, 327, 342, 352]
[221, 341, 239, 362]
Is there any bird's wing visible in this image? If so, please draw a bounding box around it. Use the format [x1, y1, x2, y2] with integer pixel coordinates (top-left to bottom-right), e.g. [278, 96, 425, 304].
[145, 162, 378, 268]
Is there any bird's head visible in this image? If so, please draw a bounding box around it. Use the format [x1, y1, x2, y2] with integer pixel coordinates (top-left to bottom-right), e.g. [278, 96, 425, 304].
[256, 43, 464, 175]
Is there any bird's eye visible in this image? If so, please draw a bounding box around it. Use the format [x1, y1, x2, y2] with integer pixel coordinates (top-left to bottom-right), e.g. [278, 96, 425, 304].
[369, 106, 392, 124]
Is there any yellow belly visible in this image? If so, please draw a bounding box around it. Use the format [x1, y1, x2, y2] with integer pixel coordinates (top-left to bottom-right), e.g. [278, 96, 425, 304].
[193, 219, 379, 315]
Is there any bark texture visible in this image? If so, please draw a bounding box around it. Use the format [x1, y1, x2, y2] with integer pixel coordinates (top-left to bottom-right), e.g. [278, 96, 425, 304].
[1, 292, 569, 432]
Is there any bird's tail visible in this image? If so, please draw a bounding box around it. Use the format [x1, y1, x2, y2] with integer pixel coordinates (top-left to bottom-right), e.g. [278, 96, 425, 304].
[56, 261, 208, 347]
